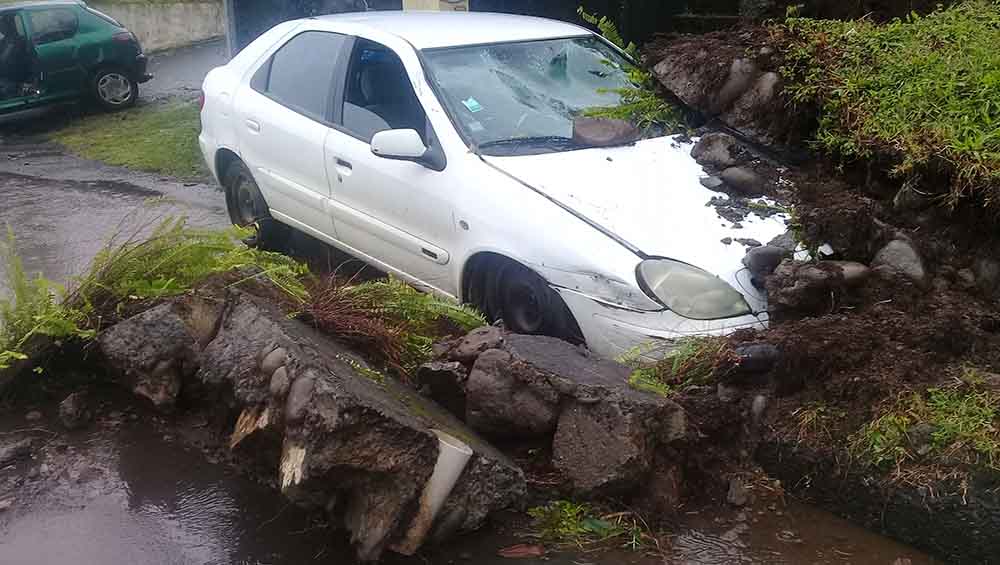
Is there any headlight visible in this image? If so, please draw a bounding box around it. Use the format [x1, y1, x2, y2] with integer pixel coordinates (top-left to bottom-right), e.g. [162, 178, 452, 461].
[636, 259, 752, 319]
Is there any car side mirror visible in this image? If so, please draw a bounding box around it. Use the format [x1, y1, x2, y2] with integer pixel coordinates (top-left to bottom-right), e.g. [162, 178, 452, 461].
[371, 129, 427, 161]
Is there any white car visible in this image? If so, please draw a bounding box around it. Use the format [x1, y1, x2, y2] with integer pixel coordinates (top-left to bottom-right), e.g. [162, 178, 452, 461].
[198, 11, 788, 359]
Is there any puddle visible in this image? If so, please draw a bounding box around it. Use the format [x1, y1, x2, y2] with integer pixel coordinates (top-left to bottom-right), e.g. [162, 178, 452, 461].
[0, 406, 937, 565]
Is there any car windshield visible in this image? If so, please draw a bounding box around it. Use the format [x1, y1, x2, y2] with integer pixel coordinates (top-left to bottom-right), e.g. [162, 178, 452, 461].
[423, 36, 657, 156]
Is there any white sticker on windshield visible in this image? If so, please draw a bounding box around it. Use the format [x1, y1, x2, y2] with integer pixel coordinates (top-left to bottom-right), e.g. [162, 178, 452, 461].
[467, 121, 484, 132]
[462, 97, 483, 113]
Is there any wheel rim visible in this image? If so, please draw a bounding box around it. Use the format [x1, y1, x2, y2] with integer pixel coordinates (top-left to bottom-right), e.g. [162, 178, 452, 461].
[234, 175, 259, 226]
[501, 276, 546, 334]
[97, 73, 133, 106]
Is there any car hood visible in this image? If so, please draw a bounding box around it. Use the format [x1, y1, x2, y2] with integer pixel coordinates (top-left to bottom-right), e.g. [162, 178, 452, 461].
[483, 135, 790, 301]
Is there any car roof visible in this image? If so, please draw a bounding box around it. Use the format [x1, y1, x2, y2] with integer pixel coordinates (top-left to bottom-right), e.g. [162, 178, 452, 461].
[0, 0, 83, 11]
[313, 11, 591, 50]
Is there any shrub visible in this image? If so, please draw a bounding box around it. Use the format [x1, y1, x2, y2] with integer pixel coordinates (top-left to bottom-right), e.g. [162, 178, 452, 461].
[774, 1, 1000, 208]
[620, 336, 736, 396]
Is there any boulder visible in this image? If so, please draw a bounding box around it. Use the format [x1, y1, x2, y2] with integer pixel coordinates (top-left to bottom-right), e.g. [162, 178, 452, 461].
[652, 52, 723, 112]
[572, 117, 640, 147]
[872, 239, 927, 286]
[103, 291, 525, 561]
[58, 392, 89, 430]
[98, 301, 210, 411]
[691, 132, 744, 169]
[450, 326, 504, 363]
[713, 59, 761, 114]
[722, 71, 781, 138]
[766, 260, 846, 315]
[467, 334, 686, 496]
[743, 245, 790, 286]
[466, 349, 560, 438]
[700, 175, 725, 190]
[826, 261, 871, 287]
[416, 361, 469, 419]
[720, 166, 767, 196]
[0, 438, 32, 466]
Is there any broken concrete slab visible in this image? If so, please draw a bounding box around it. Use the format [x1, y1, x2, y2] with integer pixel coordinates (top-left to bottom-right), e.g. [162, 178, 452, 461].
[103, 290, 525, 562]
[451, 332, 687, 497]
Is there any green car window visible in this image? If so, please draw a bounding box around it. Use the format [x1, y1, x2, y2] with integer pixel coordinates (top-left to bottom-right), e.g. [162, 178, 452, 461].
[28, 8, 78, 45]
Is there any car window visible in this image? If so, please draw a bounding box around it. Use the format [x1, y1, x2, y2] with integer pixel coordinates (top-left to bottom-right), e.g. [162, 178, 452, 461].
[252, 31, 348, 122]
[28, 8, 78, 45]
[423, 36, 646, 155]
[341, 39, 427, 143]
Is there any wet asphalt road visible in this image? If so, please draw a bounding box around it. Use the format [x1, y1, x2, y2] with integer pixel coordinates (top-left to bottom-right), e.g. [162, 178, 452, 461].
[144, 39, 229, 100]
[0, 136, 228, 290]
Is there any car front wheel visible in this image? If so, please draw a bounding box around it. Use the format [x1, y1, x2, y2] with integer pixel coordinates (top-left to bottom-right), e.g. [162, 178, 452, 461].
[473, 257, 584, 344]
[91, 68, 138, 111]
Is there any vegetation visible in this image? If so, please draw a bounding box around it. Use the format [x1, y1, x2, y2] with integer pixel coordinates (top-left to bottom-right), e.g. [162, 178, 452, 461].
[527, 500, 657, 552]
[620, 337, 735, 396]
[853, 373, 1000, 471]
[577, 8, 682, 130]
[774, 1, 1000, 208]
[0, 232, 93, 370]
[303, 277, 484, 375]
[52, 101, 206, 179]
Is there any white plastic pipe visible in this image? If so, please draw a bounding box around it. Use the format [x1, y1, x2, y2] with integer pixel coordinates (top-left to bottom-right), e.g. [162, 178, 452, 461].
[393, 429, 473, 555]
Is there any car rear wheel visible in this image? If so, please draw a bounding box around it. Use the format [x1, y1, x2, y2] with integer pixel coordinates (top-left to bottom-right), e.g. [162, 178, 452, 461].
[223, 160, 289, 251]
[471, 257, 583, 343]
[91, 68, 138, 111]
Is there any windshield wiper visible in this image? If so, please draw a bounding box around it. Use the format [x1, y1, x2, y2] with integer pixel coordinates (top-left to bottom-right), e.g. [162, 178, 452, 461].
[475, 136, 586, 152]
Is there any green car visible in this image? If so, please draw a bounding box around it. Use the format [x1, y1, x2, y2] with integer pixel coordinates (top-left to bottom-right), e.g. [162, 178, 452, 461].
[0, 0, 151, 115]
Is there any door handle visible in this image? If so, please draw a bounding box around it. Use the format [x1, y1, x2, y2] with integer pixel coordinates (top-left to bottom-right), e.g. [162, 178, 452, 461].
[245, 119, 261, 133]
[334, 158, 353, 180]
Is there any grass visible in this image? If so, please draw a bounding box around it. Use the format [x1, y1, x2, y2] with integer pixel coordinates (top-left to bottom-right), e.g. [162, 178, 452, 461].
[1, 217, 308, 371]
[526, 500, 658, 552]
[51, 101, 206, 179]
[303, 277, 484, 375]
[620, 337, 736, 397]
[853, 372, 1000, 472]
[773, 1, 1000, 208]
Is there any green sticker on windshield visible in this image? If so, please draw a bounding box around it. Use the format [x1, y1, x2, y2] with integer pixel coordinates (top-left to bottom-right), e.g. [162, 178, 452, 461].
[462, 97, 483, 113]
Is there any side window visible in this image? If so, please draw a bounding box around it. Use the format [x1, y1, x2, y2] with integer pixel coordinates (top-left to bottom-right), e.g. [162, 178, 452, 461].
[252, 31, 347, 122]
[341, 40, 427, 143]
[28, 8, 78, 45]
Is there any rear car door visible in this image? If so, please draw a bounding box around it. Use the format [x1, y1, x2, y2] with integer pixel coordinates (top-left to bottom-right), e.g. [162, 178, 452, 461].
[233, 30, 351, 238]
[24, 6, 85, 99]
[323, 38, 455, 295]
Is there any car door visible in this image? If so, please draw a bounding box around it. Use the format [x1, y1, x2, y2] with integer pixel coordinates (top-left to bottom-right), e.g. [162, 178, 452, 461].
[0, 9, 31, 114]
[24, 6, 85, 99]
[233, 30, 351, 239]
[324, 38, 455, 296]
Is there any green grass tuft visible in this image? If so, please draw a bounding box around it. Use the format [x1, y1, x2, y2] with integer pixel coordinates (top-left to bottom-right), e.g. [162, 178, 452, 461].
[620, 337, 734, 396]
[853, 377, 1000, 470]
[774, 1, 1000, 208]
[527, 500, 655, 551]
[51, 101, 206, 179]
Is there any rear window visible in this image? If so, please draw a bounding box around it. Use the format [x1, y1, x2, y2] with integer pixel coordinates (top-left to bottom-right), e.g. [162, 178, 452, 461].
[27, 8, 78, 44]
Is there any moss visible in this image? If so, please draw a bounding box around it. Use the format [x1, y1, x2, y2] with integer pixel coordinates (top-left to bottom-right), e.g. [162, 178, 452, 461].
[51, 101, 206, 179]
[774, 1, 1000, 208]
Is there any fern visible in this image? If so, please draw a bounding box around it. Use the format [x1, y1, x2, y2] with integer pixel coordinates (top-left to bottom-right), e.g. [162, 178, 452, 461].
[578, 7, 638, 59]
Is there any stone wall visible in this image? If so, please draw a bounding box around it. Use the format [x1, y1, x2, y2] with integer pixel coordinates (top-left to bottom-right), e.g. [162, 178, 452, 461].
[91, 1, 226, 52]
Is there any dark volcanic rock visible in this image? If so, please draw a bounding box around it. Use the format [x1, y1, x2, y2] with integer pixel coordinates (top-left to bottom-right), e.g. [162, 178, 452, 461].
[766, 260, 846, 315]
[572, 117, 641, 147]
[721, 166, 767, 196]
[0, 438, 32, 466]
[58, 392, 89, 430]
[467, 334, 686, 496]
[98, 302, 209, 411]
[872, 239, 926, 286]
[450, 326, 504, 363]
[691, 132, 744, 169]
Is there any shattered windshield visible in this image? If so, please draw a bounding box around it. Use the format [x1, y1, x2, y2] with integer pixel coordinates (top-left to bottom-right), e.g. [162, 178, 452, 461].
[424, 36, 657, 156]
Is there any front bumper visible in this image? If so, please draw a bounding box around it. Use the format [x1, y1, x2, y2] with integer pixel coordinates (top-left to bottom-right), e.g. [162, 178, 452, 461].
[556, 287, 768, 360]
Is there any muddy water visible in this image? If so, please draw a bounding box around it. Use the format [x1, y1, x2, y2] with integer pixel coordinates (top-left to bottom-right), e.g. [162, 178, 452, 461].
[0, 404, 935, 565]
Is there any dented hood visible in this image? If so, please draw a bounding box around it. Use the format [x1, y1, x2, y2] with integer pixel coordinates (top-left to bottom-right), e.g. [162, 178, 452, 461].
[483, 135, 789, 282]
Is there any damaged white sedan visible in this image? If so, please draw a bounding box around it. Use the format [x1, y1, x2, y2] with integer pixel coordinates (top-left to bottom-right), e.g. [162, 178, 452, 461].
[198, 11, 788, 359]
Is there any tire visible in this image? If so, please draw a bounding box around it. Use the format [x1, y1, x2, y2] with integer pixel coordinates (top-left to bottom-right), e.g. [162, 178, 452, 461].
[223, 159, 289, 251]
[91, 67, 138, 111]
[478, 259, 584, 343]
